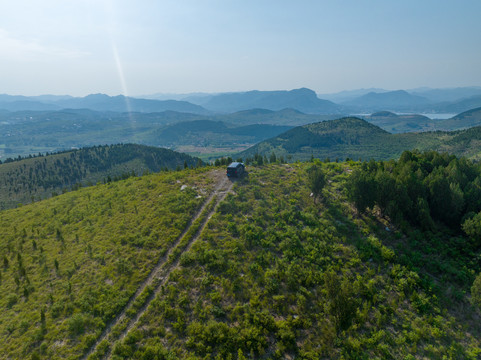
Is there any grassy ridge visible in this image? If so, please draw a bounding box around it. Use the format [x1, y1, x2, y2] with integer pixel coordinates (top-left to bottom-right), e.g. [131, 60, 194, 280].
[0, 168, 214, 359]
[109, 163, 481, 359]
[1, 162, 481, 359]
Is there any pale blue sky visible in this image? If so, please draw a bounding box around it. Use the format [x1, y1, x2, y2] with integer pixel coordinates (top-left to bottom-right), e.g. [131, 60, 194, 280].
[0, 0, 480, 96]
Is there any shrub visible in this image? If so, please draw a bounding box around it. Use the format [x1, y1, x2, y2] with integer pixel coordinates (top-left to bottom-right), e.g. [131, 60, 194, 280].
[67, 313, 89, 336]
[471, 273, 481, 308]
[6, 294, 18, 309]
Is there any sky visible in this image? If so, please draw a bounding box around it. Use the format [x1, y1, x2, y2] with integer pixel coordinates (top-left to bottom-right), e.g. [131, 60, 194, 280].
[0, 0, 480, 96]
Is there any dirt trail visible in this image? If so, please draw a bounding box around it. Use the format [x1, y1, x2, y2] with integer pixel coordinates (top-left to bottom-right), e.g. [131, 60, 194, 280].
[82, 170, 233, 360]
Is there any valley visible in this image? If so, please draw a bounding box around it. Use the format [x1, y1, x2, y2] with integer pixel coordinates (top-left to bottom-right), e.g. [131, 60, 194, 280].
[2, 89, 481, 162]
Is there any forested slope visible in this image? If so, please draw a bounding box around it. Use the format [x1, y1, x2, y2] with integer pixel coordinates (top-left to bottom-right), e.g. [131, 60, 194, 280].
[0, 144, 202, 210]
[240, 117, 481, 162]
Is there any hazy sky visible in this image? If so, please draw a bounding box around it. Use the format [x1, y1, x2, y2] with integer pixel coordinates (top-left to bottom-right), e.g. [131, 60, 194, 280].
[1, 0, 480, 96]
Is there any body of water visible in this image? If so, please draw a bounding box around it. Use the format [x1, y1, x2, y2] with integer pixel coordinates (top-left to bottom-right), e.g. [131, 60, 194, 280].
[354, 113, 456, 120]
[416, 113, 456, 120]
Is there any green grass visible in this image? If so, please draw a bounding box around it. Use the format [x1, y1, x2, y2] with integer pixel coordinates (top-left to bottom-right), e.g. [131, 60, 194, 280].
[109, 162, 481, 359]
[1, 162, 481, 359]
[0, 167, 214, 359]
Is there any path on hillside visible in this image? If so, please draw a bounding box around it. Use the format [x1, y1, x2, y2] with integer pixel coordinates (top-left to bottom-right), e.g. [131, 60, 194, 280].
[82, 170, 234, 360]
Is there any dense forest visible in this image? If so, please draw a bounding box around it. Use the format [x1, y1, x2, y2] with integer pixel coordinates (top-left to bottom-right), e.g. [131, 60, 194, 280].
[0, 144, 203, 210]
[0, 155, 480, 359]
[346, 151, 481, 308]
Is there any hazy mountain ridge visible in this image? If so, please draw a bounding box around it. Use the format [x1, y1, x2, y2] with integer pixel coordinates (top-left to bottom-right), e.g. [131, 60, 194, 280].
[342, 90, 432, 112]
[195, 88, 343, 114]
[0, 94, 209, 114]
[2, 86, 481, 115]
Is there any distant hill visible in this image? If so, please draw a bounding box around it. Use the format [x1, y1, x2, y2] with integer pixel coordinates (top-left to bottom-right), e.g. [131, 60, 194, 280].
[436, 107, 481, 130]
[361, 108, 481, 133]
[363, 111, 435, 133]
[0, 143, 202, 210]
[342, 90, 431, 112]
[411, 86, 481, 102]
[434, 95, 481, 113]
[239, 117, 481, 161]
[148, 120, 292, 147]
[215, 108, 338, 126]
[197, 88, 343, 114]
[0, 100, 60, 111]
[317, 88, 389, 102]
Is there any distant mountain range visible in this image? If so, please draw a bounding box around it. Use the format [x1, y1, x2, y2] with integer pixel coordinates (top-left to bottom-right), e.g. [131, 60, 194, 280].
[0, 93, 209, 114]
[1, 86, 481, 115]
[318, 86, 481, 104]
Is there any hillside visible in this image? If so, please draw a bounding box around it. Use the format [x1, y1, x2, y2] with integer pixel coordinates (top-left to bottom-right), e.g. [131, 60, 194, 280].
[0, 167, 217, 359]
[145, 120, 292, 159]
[434, 95, 481, 113]
[363, 111, 435, 133]
[0, 144, 202, 210]
[1, 161, 480, 359]
[411, 86, 481, 102]
[216, 108, 338, 126]
[240, 117, 481, 161]
[437, 107, 481, 130]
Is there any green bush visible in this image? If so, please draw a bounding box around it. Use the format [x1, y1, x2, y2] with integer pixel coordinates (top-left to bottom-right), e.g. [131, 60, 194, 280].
[471, 273, 481, 308]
